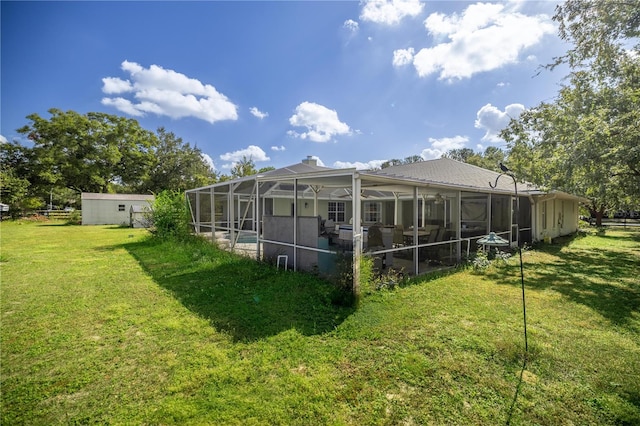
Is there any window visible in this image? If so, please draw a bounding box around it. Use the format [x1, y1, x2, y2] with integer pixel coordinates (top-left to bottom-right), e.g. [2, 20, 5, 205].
[327, 201, 345, 222]
[542, 201, 547, 230]
[118, 204, 126, 212]
[363, 201, 382, 223]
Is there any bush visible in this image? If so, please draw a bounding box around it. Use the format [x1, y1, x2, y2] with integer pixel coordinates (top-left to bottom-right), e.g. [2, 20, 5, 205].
[330, 253, 408, 306]
[330, 253, 357, 306]
[146, 190, 191, 240]
[471, 247, 512, 271]
[66, 209, 82, 225]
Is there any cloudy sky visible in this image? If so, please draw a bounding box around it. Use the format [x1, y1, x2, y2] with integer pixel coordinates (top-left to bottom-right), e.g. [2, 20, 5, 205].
[1, 1, 569, 172]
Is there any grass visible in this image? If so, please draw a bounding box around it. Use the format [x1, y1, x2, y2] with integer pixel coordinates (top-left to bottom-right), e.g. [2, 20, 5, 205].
[1, 222, 639, 424]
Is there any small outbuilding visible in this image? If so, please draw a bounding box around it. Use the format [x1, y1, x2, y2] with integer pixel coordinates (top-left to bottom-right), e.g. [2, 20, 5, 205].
[130, 205, 152, 228]
[81, 193, 154, 226]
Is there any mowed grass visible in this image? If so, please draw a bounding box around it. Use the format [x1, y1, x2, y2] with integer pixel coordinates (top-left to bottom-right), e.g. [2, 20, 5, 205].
[1, 222, 639, 425]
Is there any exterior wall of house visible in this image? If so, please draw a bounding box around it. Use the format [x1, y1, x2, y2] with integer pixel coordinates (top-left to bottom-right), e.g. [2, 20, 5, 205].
[534, 196, 580, 241]
[81, 194, 154, 226]
[271, 198, 355, 225]
[272, 198, 291, 216]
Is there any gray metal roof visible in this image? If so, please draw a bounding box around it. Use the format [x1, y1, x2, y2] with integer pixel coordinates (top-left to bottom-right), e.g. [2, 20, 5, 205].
[186, 157, 585, 202]
[81, 193, 155, 201]
[367, 158, 537, 194]
[259, 161, 334, 178]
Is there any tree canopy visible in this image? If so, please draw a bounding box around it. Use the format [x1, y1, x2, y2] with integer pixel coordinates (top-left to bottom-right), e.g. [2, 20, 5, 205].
[501, 0, 639, 223]
[16, 109, 157, 194]
[442, 147, 506, 171]
[139, 127, 218, 193]
[2, 109, 217, 214]
[380, 155, 424, 169]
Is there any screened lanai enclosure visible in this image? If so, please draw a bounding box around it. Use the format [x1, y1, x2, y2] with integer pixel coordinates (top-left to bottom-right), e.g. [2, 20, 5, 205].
[184, 157, 570, 290]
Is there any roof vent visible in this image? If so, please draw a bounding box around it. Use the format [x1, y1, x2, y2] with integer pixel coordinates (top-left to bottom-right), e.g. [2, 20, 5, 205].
[302, 156, 317, 166]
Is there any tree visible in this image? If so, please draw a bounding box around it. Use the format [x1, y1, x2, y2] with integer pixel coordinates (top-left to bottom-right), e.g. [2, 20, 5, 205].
[442, 148, 475, 164]
[230, 156, 258, 178]
[17, 109, 157, 194]
[380, 155, 424, 169]
[501, 0, 639, 225]
[258, 166, 276, 174]
[442, 146, 506, 170]
[0, 140, 41, 216]
[9, 111, 219, 215]
[140, 127, 217, 193]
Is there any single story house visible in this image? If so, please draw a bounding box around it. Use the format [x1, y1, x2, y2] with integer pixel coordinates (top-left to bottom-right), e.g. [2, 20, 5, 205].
[185, 157, 586, 288]
[81, 193, 154, 226]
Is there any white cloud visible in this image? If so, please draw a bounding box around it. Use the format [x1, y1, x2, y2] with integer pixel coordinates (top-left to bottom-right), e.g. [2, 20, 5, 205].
[101, 77, 133, 94]
[360, 0, 424, 25]
[392, 48, 415, 67]
[475, 103, 524, 142]
[334, 159, 386, 170]
[201, 153, 216, 171]
[288, 101, 351, 143]
[0, 134, 8, 144]
[271, 145, 286, 151]
[409, 3, 555, 80]
[220, 145, 270, 168]
[250, 107, 268, 119]
[420, 135, 469, 159]
[344, 19, 359, 32]
[101, 60, 238, 124]
[101, 97, 145, 117]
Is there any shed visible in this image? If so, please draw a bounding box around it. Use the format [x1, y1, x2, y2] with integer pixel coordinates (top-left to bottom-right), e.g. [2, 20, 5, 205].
[81, 193, 154, 226]
[130, 205, 152, 228]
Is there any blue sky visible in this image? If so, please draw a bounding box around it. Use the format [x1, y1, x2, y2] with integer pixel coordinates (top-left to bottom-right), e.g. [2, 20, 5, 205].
[1, 1, 570, 173]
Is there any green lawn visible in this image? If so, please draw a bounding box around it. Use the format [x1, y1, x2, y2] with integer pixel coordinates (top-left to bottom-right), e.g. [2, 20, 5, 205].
[1, 221, 639, 425]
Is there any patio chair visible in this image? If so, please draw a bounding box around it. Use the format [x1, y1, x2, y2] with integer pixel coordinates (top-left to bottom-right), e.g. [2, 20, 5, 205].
[428, 228, 448, 263]
[367, 223, 384, 249]
[420, 227, 444, 262]
[393, 225, 404, 247]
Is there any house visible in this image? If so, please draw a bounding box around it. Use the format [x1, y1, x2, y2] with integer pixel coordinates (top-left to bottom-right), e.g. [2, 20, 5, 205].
[81, 193, 154, 226]
[185, 157, 586, 287]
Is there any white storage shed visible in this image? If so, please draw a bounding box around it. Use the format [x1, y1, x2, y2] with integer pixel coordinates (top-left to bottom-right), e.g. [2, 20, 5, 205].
[81, 193, 154, 226]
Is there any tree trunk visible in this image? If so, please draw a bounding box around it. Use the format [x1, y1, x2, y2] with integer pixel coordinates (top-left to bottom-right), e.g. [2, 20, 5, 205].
[588, 202, 607, 227]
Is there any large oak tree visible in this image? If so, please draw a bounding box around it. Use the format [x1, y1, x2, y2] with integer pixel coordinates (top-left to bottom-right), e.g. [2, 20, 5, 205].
[4, 109, 218, 213]
[501, 0, 639, 224]
[17, 109, 157, 194]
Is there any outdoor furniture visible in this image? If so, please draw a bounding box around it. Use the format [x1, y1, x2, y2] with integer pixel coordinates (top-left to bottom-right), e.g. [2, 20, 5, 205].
[420, 227, 444, 262]
[403, 229, 430, 246]
[392, 225, 404, 247]
[367, 223, 384, 249]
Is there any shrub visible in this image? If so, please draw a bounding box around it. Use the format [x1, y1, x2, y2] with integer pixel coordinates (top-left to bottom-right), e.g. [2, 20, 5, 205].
[66, 209, 82, 225]
[329, 253, 357, 306]
[471, 247, 512, 271]
[146, 190, 191, 240]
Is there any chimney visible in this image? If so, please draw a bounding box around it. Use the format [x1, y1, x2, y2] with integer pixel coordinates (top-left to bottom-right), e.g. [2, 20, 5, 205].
[302, 155, 317, 166]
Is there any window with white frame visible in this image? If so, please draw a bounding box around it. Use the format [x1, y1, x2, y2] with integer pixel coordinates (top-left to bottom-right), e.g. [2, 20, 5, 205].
[327, 201, 345, 222]
[118, 204, 126, 212]
[542, 201, 547, 230]
[363, 201, 382, 223]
